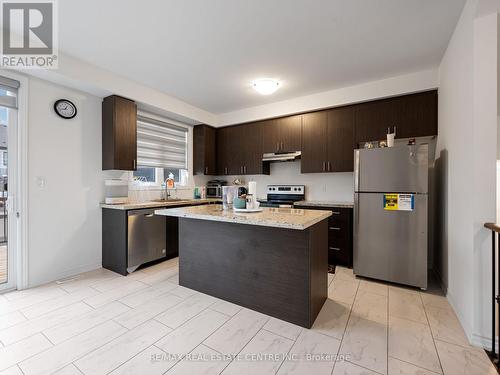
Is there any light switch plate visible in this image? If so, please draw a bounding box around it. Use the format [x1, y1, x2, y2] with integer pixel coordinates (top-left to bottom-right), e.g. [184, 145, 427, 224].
[36, 176, 46, 188]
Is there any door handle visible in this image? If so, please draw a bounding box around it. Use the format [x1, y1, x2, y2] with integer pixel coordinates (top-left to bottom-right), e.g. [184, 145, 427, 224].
[329, 227, 341, 231]
[244, 166, 247, 174]
[144, 213, 155, 218]
[225, 167, 228, 175]
[322, 162, 326, 172]
[205, 166, 208, 174]
[329, 247, 341, 251]
[331, 211, 340, 215]
[133, 159, 136, 170]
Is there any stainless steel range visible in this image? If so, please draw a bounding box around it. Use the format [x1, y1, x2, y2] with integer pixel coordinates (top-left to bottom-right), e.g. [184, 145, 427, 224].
[258, 185, 305, 208]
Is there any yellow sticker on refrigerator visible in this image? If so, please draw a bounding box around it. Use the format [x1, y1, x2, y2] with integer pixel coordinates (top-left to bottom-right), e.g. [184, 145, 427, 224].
[383, 193, 414, 211]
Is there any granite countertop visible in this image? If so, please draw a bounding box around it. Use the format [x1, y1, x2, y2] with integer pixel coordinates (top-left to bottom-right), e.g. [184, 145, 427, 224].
[293, 200, 354, 208]
[100, 198, 221, 210]
[155, 204, 332, 230]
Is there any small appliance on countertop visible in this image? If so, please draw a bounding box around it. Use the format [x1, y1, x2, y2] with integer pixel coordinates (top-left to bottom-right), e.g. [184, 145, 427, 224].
[206, 180, 227, 198]
[258, 185, 305, 208]
[104, 179, 129, 204]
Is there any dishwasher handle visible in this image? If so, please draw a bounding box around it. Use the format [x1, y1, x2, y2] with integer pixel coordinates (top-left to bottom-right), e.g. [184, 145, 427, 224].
[128, 209, 156, 217]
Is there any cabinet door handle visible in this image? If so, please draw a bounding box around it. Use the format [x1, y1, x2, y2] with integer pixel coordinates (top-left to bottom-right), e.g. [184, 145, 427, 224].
[281, 141, 284, 151]
[276, 142, 280, 151]
[332, 211, 340, 215]
[133, 159, 136, 170]
[322, 161, 326, 172]
[225, 167, 228, 175]
[244, 166, 247, 174]
[329, 247, 341, 251]
[205, 166, 208, 174]
[328, 161, 331, 171]
[329, 227, 341, 231]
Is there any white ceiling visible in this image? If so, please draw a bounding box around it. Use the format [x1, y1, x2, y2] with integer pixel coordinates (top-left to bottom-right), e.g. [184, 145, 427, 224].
[59, 0, 464, 114]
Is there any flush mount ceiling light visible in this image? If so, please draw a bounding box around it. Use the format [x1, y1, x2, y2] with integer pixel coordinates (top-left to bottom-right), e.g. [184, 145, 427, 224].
[252, 78, 280, 95]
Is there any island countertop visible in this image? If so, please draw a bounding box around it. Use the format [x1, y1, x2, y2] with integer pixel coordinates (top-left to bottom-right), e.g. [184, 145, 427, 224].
[155, 204, 332, 230]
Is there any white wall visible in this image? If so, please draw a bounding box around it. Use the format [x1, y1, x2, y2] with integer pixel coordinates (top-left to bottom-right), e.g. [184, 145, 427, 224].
[193, 161, 354, 202]
[472, 11, 499, 346]
[27, 77, 108, 287]
[437, 0, 499, 347]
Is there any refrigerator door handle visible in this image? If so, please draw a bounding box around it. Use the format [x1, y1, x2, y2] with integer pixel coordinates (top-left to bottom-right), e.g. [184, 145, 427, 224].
[354, 150, 360, 192]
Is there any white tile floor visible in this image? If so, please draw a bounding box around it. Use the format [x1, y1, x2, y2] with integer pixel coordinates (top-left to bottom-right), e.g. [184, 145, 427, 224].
[0, 258, 496, 375]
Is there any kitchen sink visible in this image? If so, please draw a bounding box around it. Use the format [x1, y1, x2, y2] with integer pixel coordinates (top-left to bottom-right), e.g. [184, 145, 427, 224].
[152, 199, 187, 203]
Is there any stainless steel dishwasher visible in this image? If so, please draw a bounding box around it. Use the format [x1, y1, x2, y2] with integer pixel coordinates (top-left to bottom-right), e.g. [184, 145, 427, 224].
[127, 209, 166, 273]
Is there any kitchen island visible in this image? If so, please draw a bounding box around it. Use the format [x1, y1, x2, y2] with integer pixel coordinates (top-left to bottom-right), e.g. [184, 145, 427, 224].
[155, 204, 331, 328]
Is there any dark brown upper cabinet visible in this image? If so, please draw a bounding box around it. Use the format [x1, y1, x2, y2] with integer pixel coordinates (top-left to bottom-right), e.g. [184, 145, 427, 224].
[216, 124, 269, 176]
[239, 122, 268, 175]
[210, 90, 437, 176]
[262, 115, 302, 153]
[327, 107, 355, 172]
[217, 126, 240, 176]
[354, 90, 437, 146]
[277, 115, 302, 152]
[261, 119, 279, 153]
[301, 108, 355, 173]
[391, 90, 438, 139]
[102, 95, 137, 171]
[301, 111, 328, 173]
[193, 124, 216, 175]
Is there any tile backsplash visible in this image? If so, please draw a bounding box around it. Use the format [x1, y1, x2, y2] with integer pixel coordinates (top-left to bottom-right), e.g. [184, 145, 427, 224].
[193, 160, 354, 202]
[103, 160, 355, 203]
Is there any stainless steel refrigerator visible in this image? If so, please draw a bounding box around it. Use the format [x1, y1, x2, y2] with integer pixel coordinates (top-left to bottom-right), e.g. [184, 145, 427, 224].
[354, 139, 435, 289]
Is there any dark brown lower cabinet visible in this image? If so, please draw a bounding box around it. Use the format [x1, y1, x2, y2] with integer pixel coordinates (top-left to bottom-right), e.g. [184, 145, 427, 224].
[178, 217, 327, 328]
[294, 204, 353, 267]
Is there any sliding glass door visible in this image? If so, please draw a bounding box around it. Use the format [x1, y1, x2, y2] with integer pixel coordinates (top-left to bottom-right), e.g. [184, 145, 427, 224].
[0, 76, 19, 291]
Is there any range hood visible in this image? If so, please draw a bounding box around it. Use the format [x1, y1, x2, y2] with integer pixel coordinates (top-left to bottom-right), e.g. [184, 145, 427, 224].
[262, 151, 301, 162]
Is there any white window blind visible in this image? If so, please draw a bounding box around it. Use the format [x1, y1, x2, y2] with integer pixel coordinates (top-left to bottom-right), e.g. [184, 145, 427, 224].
[136, 114, 188, 169]
[0, 76, 19, 109]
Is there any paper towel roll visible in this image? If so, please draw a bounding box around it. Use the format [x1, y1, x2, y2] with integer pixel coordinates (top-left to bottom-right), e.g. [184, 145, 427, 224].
[248, 181, 257, 196]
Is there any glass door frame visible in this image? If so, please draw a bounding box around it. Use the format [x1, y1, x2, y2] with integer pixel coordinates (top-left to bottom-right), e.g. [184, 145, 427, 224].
[0, 71, 28, 292]
[0, 107, 17, 291]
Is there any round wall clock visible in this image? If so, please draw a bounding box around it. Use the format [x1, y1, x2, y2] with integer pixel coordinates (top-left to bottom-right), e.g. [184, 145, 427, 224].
[54, 99, 77, 119]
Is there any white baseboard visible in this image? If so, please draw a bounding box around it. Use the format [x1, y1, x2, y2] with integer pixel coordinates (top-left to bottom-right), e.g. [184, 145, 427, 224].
[25, 262, 102, 290]
[436, 273, 496, 350]
[471, 332, 498, 349]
